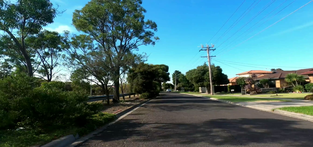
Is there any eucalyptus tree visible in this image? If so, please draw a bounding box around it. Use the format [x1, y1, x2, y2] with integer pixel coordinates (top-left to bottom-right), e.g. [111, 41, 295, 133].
[72, 0, 159, 102]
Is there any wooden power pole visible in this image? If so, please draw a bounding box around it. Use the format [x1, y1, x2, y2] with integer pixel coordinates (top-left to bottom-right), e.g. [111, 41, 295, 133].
[200, 44, 216, 95]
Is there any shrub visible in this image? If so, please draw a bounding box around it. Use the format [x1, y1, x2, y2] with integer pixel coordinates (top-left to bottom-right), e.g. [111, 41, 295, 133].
[293, 85, 304, 93]
[304, 94, 313, 100]
[0, 74, 103, 130]
[305, 83, 313, 92]
[267, 91, 276, 94]
[40, 81, 67, 91]
[140, 92, 150, 99]
[18, 88, 102, 129]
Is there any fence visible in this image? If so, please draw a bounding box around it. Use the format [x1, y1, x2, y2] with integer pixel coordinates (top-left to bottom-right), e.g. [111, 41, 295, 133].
[88, 93, 136, 102]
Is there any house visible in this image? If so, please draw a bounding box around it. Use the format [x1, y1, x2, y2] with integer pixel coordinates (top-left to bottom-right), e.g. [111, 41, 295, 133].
[301, 71, 313, 83]
[228, 68, 313, 88]
[228, 70, 273, 86]
[255, 68, 313, 88]
[236, 70, 273, 78]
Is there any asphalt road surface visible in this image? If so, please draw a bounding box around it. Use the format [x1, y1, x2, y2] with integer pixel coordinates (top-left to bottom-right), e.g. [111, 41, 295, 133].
[78, 93, 313, 147]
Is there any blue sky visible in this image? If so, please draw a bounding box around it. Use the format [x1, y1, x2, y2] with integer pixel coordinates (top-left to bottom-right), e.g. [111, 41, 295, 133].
[47, 0, 313, 83]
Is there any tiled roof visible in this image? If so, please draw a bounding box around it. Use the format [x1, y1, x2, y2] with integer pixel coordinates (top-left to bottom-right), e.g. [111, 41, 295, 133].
[255, 68, 313, 80]
[301, 71, 313, 75]
[236, 70, 272, 75]
[229, 77, 239, 83]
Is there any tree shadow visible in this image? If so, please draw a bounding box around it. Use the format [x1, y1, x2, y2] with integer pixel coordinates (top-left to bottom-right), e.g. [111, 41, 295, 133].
[79, 118, 313, 146]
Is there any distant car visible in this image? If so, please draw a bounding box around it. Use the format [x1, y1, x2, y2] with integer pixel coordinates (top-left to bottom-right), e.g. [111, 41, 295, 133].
[166, 89, 172, 92]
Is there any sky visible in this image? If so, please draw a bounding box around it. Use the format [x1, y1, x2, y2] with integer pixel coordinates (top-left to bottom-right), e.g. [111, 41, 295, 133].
[46, 0, 313, 83]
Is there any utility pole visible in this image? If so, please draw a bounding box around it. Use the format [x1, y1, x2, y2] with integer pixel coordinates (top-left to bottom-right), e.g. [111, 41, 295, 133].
[199, 44, 216, 95]
[174, 73, 177, 91]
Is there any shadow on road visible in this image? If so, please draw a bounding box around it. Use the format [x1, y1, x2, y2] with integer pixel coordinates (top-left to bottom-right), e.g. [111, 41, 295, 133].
[79, 93, 313, 147]
[83, 118, 313, 146]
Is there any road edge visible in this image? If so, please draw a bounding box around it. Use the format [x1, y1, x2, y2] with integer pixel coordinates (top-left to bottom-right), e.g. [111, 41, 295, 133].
[40, 98, 151, 147]
[67, 99, 151, 147]
[181, 93, 313, 123]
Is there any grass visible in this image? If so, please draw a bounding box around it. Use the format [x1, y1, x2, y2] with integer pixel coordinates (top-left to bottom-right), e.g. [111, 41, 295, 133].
[206, 96, 290, 103]
[279, 106, 313, 116]
[0, 112, 116, 147]
[181, 91, 310, 100]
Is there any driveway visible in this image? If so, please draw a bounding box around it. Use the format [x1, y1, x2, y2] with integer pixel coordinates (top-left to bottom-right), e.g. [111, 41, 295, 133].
[77, 93, 313, 147]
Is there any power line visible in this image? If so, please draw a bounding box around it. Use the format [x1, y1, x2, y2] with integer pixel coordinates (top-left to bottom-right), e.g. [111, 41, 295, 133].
[216, 0, 289, 54]
[217, 0, 313, 56]
[207, 0, 246, 44]
[216, 0, 276, 49]
[213, 59, 245, 71]
[213, 0, 259, 45]
[214, 59, 309, 69]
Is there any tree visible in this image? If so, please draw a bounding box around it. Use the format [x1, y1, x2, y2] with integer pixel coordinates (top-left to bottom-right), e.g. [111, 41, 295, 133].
[259, 79, 270, 88]
[0, 61, 12, 78]
[178, 74, 193, 91]
[172, 70, 182, 88]
[285, 73, 305, 87]
[186, 63, 229, 93]
[67, 34, 111, 104]
[72, 0, 159, 102]
[0, 0, 57, 77]
[163, 83, 174, 90]
[236, 77, 246, 94]
[128, 63, 170, 97]
[27, 30, 68, 81]
[211, 65, 229, 85]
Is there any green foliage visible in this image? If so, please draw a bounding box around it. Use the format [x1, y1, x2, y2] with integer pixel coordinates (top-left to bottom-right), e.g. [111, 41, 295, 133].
[0, 112, 115, 147]
[186, 63, 228, 91]
[139, 92, 151, 99]
[128, 63, 169, 97]
[72, 0, 159, 100]
[172, 70, 182, 85]
[26, 30, 69, 81]
[260, 79, 270, 88]
[293, 85, 304, 93]
[40, 81, 66, 91]
[0, 74, 103, 131]
[285, 73, 305, 87]
[236, 77, 246, 88]
[0, 0, 57, 76]
[267, 91, 276, 94]
[305, 83, 313, 92]
[164, 83, 174, 90]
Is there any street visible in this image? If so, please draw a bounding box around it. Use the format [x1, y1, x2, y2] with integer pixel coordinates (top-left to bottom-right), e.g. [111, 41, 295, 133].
[78, 93, 313, 147]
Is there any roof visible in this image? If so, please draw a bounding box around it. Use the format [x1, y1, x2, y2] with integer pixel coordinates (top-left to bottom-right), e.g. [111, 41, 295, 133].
[236, 70, 272, 75]
[255, 68, 313, 80]
[229, 77, 239, 83]
[301, 71, 313, 75]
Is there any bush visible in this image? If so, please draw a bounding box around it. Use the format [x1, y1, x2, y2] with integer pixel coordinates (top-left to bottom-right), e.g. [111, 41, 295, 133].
[0, 74, 103, 130]
[305, 83, 313, 92]
[293, 85, 304, 93]
[267, 91, 276, 94]
[140, 92, 151, 99]
[40, 81, 67, 91]
[304, 94, 313, 100]
[277, 89, 285, 93]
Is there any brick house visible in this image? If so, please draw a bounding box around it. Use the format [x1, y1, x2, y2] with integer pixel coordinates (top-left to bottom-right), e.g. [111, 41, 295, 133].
[229, 68, 313, 88]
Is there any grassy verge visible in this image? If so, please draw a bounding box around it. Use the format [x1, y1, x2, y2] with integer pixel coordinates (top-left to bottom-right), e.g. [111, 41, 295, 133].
[180, 92, 307, 99]
[205, 96, 290, 103]
[279, 106, 313, 116]
[0, 113, 115, 147]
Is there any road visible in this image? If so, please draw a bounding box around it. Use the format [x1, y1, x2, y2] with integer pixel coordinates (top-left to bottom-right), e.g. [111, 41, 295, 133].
[78, 93, 313, 147]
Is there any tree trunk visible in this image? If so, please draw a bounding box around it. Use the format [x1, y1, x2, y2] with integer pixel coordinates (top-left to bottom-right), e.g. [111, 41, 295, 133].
[105, 84, 110, 105]
[113, 81, 120, 103]
[120, 79, 125, 101]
